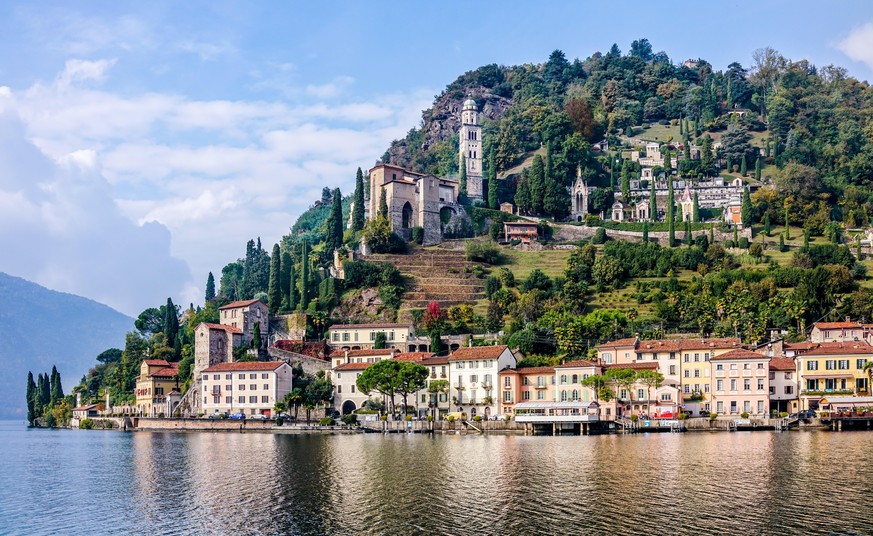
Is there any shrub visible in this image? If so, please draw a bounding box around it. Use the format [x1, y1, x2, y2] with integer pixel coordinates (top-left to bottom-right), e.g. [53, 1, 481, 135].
[79, 418, 94, 430]
[738, 237, 750, 249]
[465, 239, 503, 264]
[740, 412, 749, 419]
[473, 415, 482, 422]
[276, 416, 284, 426]
[380, 415, 387, 421]
[447, 415, 456, 422]
[505, 415, 511, 422]
[406, 415, 413, 421]
[411, 226, 424, 245]
[592, 227, 607, 244]
[340, 414, 358, 425]
[749, 242, 763, 257]
[630, 414, 639, 422]
[319, 417, 336, 426]
[709, 413, 718, 421]
[779, 412, 788, 418]
[426, 415, 433, 422]
[158, 412, 164, 418]
[678, 413, 689, 420]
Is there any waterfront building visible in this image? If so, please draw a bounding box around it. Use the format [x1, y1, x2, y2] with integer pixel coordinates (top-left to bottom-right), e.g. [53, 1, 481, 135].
[554, 360, 599, 405]
[677, 338, 742, 416]
[201, 361, 293, 417]
[329, 348, 399, 368]
[134, 359, 180, 417]
[329, 348, 399, 414]
[596, 337, 639, 364]
[328, 323, 412, 350]
[498, 366, 556, 416]
[710, 349, 771, 417]
[602, 362, 662, 419]
[449, 345, 516, 419]
[769, 357, 798, 414]
[795, 341, 872, 410]
[419, 355, 452, 419]
[808, 319, 866, 343]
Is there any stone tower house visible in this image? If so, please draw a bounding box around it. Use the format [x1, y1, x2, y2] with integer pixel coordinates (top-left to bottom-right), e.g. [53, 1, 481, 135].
[458, 99, 483, 199]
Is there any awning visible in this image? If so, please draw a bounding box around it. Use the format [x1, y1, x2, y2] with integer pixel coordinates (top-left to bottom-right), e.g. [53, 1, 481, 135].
[803, 374, 855, 379]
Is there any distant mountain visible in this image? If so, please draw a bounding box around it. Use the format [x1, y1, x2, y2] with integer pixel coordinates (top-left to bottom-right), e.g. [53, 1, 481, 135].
[0, 273, 133, 419]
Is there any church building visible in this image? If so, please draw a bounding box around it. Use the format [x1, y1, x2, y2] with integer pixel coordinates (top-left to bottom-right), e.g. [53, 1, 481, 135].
[458, 99, 484, 199]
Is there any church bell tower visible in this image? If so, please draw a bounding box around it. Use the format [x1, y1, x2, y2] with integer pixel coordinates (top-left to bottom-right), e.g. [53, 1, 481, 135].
[458, 99, 483, 199]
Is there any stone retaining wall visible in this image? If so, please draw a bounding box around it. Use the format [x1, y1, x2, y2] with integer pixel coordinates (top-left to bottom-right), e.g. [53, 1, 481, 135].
[554, 224, 750, 245]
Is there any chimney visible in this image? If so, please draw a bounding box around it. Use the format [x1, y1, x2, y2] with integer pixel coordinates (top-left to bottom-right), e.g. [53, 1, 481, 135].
[76, 392, 82, 407]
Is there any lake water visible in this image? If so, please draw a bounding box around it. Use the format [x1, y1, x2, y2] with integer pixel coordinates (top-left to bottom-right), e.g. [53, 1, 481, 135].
[1, 420, 872, 535]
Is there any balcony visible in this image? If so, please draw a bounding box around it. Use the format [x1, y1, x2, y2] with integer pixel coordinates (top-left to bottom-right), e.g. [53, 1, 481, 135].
[800, 389, 854, 396]
[683, 393, 704, 402]
[454, 383, 465, 391]
[534, 383, 548, 390]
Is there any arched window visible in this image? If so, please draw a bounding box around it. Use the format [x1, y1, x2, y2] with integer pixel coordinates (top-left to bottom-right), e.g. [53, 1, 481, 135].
[401, 202, 413, 229]
[561, 390, 567, 401]
[572, 390, 579, 401]
[560, 374, 567, 385]
[572, 374, 578, 384]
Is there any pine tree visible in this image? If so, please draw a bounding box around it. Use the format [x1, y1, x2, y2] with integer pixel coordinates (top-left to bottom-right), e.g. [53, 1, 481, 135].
[649, 179, 657, 222]
[667, 178, 675, 246]
[26, 372, 36, 426]
[764, 212, 771, 236]
[164, 298, 179, 352]
[515, 170, 531, 215]
[741, 187, 752, 228]
[487, 152, 498, 209]
[692, 192, 700, 223]
[459, 155, 468, 199]
[352, 168, 365, 232]
[755, 157, 762, 181]
[299, 241, 309, 311]
[530, 154, 546, 215]
[205, 272, 215, 302]
[733, 226, 739, 245]
[268, 243, 282, 314]
[379, 188, 388, 218]
[642, 222, 649, 243]
[740, 155, 747, 177]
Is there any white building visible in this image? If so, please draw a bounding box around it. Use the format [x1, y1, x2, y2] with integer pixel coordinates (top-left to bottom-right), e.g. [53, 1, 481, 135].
[458, 99, 483, 198]
[448, 345, 517, 419]
[769, 357, 798, 414]
[201, 361, 293, 417]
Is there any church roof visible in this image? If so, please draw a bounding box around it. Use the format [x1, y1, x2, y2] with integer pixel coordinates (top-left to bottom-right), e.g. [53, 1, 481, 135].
[463, 98, 477, 107]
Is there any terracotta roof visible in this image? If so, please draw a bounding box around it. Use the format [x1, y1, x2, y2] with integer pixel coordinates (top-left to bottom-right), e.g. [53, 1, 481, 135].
[202, 361, 286, 372]
[813, 322, 862, 330]
[556, 359, 598, 369]
[73, 404, 98, 411]
[710, 349, 768, 361]
[151, 363, 180, 378]
[784, 342, 818, 351]
[637, 340, 682, 352]
[449, 345, 510, 361]
[218, 299, 266, 310]
[769, 358, 796, 371]
[513, 366, 555, 375]
[504, 221, 538, 227]
[335, 362, 373, 371]
[394, 352, 436, 363]
[603, 362, 659, 370]
[328, 348, 398, 358]
[801, 342, 873, 357]
[329, 323, 411, 330]
[144, 359, 171, 367]
[679, 338, 742, 350]
[197, 322, 243, 334]
[419, 356, 450, 366]
[597, 338, 638, 349]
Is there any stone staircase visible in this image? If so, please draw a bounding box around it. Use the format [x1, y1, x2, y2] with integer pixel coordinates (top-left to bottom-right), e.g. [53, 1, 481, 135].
[364, 249, 486, 310]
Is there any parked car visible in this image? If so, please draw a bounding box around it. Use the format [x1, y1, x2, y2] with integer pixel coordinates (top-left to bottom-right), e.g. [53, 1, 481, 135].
[208, 412, 227, 419]
[789, 410, 816, 419]
[249, 414, 268, 420]
[276, 413, 292, 420]
[229, 412, 246, 420]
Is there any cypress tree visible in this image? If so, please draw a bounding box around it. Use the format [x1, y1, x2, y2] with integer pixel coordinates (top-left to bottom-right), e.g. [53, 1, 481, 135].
[857, 236, 863, 261]
[690, 192, 698, 223]
[544, 175, 569, 220]
[710, 223, 715, 243]
[779, 233, 786, 252]
[325, 187, 343, 251]
[205, 272, 215, 302]
[803, 229, 810, 249]
[741, 187, 752, 228]
[459, 155, 468, 199]
[488, 152, 498, 209]
[726, 156, 733, 174]
[26, 372, 36, 425]
[667, 179, 675, 246]
[764, 212, 771, 236]
[683, 143, 691, 174]
[50, 365, 62, 406]
[287, 260, 297, 312]
[252, 322, 262, 350]
[379, 188, 388, 218]
[352, 167, 365, 232]
[530, 154, 546, 215]
[515, 169, 531, 215]
[685, 220, 692, 245]
[649, 179, 657, 222]
[755, 157, 762, 180]
[621, 160, 631, 201]
[299, 241, 309, 311]
[733, 226, 739, 245]
[279, 250, 292, 312]
[701, 135, 714, 177]
[765, 139, 772, 158]
[38, 373, 50, 415]
[679, 116, 684, 135]
[784, 203, 791, 239]
[740, 155, 747, 177]
[268, 243, 282, 314]
[164, 298, 179, 351]
[663, 147, 671, 175]
[642, 222, 649, 243]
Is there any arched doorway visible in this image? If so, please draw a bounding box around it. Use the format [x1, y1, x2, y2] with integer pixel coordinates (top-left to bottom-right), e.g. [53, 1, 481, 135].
[439, 206, 454, 225]
[470, 407, 477, 418]
[484, 407, 491, 419]
[341, 400, 357, 415]
[401, 202, 413, 228]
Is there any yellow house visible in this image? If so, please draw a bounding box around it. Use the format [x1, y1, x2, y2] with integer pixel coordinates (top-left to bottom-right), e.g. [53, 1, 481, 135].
[135, 359, 180, 417]
[797, 342, 872, 410]
[677, 338, 742, 416]
[328, 323, 412, 350]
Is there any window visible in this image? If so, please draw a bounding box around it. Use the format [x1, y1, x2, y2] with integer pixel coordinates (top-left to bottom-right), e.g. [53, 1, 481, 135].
[470, 361, 478, 369]
[807, 361, 818, 371]
[683, 384, 690, 393]
[730, 364, 737, 370]
[704, 384, 710, 393]
[653, 353, 658, 361]
[389, 331, 395, 341]
[560, 375, 568, 385]
[457, 362, 464, 369]
[731, 401, 738, 413]
[717, 401, 724, 413]
[757, 379, 764, 390]
[332, 332, 339, 342]
[743, 364, 750, 370]
[238, 396, 245, 403]
[684, 370, 690, 378]
[351, 385, 356, 393]
[202, 375, 209, 381]
[716, 379, 724, 391]
[838, 360, 849, 370]
[572, 390, 579, 401]
[213, 374, 220, 380]
[504, 391, 512, 402]
[757, 363, 764, 369]
[670, 352, 676, 360]
[249, 396, 257, 403]
[806, 379, 817, 390]
[239, 374, 245, 379]
[704, 353, 710, 361]
[225, 384, 232, 391]
[637, 389, 645, 400]
[343, 333, 349, 342]
[225, 396, 232, 404]
[669, 366, 676, 375]
[602, 352, 613, 364]
[743, 379, 751, 391]
[250, 384, 256, 390]
[337, 385, 342, 394]
[470, 375, 478, 384]
[757, 401, 764, 414]
[684, 354, 690, 362]
[694, 353, 700, 362]
[369, 332, 375, 341]
[263, 384, 269, 390]
[694, 370, 701, 378]
[226, 374, 232, 380]
[561, 390, 568, 401]
[826, 360, 836, 370]
[537, 390, 544, 400]
[730, 379, 737, 391]
[785, 386, 793, 395]
[504, 377, 511, 388]
[716, 364, 723, 371]
[857, 359, 868, 370]
[262, 396, 269, 403]
[523, 377, 530, 386]
[743, 401, 751, 413]
[239, 385, 245, 391]
[523, 391, 530, 400]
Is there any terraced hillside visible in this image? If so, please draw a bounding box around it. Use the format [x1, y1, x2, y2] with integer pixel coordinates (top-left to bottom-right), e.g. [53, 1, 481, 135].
[364, 250, 486, 311]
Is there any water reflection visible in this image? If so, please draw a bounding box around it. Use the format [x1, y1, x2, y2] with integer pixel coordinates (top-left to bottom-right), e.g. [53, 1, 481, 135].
[3, 422, 873, 536]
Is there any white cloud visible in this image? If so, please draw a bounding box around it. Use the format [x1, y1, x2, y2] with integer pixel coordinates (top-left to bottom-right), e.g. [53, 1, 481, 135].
[306, 76, 355, 98]
[55, 58, 117, 89]
[837, 21, 873, 70]
[177, 40, 236, 61]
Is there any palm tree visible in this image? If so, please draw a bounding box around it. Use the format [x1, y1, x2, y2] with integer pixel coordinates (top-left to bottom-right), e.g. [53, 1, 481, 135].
[285, 388, 304, 420]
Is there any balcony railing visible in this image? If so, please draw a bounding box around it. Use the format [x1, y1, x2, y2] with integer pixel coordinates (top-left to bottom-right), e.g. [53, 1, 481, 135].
[800, 389, 854, 396]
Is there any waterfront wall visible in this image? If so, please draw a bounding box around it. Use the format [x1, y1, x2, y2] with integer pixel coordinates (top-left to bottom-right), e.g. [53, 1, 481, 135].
[360, 419, 526, 433]
[135, 418, 357, 433]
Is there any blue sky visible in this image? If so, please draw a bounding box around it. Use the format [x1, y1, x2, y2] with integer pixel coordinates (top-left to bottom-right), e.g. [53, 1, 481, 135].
[1, 1, 872, 315]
